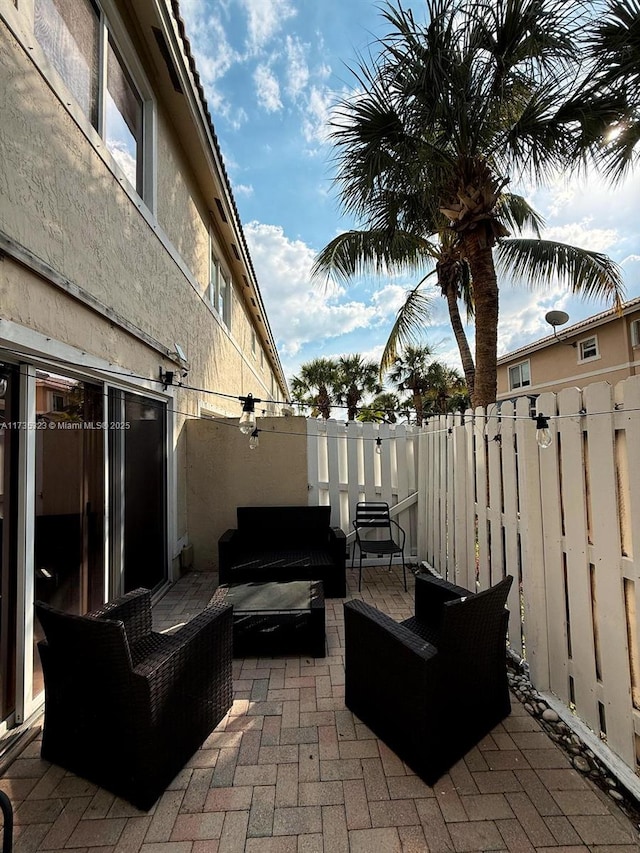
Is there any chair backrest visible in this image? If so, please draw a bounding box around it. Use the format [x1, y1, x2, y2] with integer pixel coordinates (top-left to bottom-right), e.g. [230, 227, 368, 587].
[236, 505, 331, 548]
[440, 575, 513, 657]
[353, 502, 392, 531]
[35, 601, 134, 680]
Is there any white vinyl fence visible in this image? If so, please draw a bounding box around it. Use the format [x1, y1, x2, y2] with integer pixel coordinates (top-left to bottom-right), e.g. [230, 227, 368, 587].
[306, 419, 420, 557]
[419, 377, 640, 778]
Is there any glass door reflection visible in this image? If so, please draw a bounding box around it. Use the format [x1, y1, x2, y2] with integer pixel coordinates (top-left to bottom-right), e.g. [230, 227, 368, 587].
[32, 373, 104, 697]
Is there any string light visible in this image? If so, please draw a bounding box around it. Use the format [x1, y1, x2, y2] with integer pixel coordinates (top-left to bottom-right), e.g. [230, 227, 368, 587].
[239, 393, 260, 434]
[375, 436, 382, 455]
[249, 427, 260, 450]
[534, 414, 552, 449]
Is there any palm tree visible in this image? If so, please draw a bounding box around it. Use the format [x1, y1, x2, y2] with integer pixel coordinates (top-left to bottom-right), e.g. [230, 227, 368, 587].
[334, 354, 382, 420]
[357, 391, 400, 423]
[327, 0, 625, 407]
[422, 363, 469, 415]
[290, 357, 338, 419]
[584, 0, 640, 178]
[387, 344, 437, 426]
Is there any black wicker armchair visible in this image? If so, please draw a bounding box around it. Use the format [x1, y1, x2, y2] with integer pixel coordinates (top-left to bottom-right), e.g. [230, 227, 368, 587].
[35, 588, 233, 811]
[344, 572, 513, 786]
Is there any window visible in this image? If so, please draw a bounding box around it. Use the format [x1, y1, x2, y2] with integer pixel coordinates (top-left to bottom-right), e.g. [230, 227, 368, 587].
[209, 255, 231, 328]
[578, 335, 599, 362]
[508, 361, 531, 391]
[251, 329, 257, 358]
[52, 393, 65, 412]
[34, 0, 147, 197]
[631, 318, 640, 347]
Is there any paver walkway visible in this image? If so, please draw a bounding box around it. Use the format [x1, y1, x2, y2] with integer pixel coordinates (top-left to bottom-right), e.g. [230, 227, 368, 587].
[2, 568, 638, 852]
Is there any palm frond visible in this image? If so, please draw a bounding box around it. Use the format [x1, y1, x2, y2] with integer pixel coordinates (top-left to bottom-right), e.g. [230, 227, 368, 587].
[311, 230, 439, 285]
[379, 278, 435, 375]
[495, 239, 625, 307]
[495, 193, 545, 237]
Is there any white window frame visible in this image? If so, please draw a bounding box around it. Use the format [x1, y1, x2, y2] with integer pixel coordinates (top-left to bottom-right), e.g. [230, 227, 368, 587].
[251, 328, 257, 358]
[577, 335, 600, 363]
[508, 360, 531, 391]
[31, 0, 156, 207]
[209, 252, 232, 328]
[630, 318, 640, 348]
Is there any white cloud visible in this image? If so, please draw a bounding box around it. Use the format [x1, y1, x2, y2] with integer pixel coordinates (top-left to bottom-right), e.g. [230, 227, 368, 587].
[234, 183, 254, 196]
[239, 0, 296, 54]
[285, 35, 310, 99]
[542, 219, 619, 253]
[254, 64, 283, 112]
[302, 86, 334, 145]
[244, 222, 395, 358]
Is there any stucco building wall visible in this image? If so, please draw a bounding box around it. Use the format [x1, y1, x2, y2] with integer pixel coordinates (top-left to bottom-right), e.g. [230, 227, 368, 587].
[186, 417, 309, 571]
[497, 304, 640, 399]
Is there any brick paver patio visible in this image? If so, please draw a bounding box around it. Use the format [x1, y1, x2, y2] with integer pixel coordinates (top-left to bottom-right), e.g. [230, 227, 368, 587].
[2, 568, 638, 852]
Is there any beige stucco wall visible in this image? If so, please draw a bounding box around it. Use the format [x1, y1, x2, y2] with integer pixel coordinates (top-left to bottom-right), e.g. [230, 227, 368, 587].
[0, 5, 290, 557]
[0, 15, 278, 410]
[497, 311, 640, 398]
[185, 416, 309, 571]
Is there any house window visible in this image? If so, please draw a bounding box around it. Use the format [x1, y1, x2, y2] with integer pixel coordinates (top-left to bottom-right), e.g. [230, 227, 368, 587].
[508, 361, 531, 391]
[251, 329, 257, 358]
[578, 335, 599, 362]
[209, 255, 231, 328]
[34, 0, 146, 197]
[52, 393, 65, 412]
[631, 318, 640, 347]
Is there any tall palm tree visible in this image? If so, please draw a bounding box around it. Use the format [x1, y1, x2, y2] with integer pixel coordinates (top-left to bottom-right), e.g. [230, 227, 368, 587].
[584, 0, 640, 178]
[290, 357, 338, 419]
[334, 354, 382, 420]
[387, 344, 437, 426]
[327, 0, 625, 407]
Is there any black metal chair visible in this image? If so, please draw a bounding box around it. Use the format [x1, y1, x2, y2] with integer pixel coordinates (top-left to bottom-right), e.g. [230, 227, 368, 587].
[0, 790, 13, 853]
[351, 501, 407, 591]
[343, 572, 513, 786]
[35, 588, 233, 811]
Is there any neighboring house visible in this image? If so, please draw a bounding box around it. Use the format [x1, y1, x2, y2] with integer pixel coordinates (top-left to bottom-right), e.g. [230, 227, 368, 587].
[497, 297, 640, 401]
[0, 0, 288, 734]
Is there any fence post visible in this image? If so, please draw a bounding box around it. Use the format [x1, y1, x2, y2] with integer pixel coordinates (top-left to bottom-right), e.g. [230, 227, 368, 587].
[514, 395, 548, 687]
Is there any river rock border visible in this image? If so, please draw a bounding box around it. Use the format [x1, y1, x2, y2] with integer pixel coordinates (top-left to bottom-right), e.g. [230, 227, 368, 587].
[507, 656, 640, 828]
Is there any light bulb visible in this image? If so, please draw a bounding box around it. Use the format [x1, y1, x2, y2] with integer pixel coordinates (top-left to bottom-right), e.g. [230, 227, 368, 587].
[239, 393, 256, 434]
[375, 437, 382, 455]
[249, 428, 260, 450]
[535, 414, 552, 449]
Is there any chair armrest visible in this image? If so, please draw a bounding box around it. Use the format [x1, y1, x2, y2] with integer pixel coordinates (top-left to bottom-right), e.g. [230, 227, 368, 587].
[344, 600, 437, 726]
[344, 600, 437, 665]
[390, 518, 406, 547]
[133, 603, 233, 721]
[218, 529, 240, 580]
[329, 527, 347, 566]
[414, 572, 470, 625]
[91, 588, 152, 647]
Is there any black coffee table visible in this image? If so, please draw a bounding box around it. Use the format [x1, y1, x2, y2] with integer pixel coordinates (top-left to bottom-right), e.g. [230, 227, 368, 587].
[211, 579, 325, 658]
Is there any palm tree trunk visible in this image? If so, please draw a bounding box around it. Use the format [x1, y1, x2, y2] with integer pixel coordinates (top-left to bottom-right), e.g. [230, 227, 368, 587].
[463, 234, 499, 408]
[413, 390, 424, 426]
[444, 286, 475, 399]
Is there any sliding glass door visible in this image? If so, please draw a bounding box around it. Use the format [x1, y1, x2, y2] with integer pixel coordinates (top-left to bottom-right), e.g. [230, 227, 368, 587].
[0, 364, 19, 726]
[109, 390, 167, 594]
[32, 373, 105, 698]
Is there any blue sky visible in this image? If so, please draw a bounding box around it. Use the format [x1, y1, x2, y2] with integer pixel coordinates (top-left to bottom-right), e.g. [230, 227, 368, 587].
[180, 0, 640, 388]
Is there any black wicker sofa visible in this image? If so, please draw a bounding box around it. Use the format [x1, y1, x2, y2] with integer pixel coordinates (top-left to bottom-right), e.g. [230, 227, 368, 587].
[218, 505, 347, 597]
[35, 588, 233, 811]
